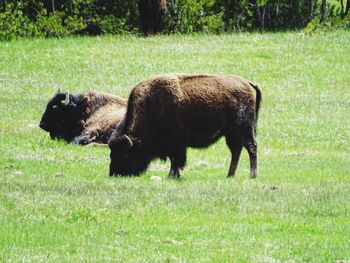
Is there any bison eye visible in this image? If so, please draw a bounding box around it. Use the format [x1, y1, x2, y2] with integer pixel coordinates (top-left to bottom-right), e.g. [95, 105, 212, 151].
[52, 105, 58, 109]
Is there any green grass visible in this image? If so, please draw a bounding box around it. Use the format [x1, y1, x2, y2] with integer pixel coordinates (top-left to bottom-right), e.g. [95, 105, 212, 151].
[0, 31, 350, 262]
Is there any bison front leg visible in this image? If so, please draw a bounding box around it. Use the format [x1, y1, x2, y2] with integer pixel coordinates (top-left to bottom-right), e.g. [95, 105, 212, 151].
[168, 148, 187, 179]
[169, 158, 181, 178]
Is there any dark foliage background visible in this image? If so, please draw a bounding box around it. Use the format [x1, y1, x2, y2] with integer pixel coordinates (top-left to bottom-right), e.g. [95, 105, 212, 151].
[0, 0, 349, 40]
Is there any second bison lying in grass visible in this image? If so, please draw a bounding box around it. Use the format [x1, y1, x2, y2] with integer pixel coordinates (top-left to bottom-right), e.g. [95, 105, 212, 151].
[108, 74, 261, 178]
[39, 91, 126, 145]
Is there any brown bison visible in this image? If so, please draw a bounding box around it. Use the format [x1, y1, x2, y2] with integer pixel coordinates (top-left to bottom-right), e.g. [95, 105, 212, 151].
[39, 91, 127, 145]
[138, 0, 166, 36]
[108, 74, 261, 178]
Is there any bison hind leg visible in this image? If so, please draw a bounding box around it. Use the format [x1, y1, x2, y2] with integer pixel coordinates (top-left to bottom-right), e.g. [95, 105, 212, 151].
[226, 125, 259, 178]
[225, 135, 243, 177]
[243, 132, 258, 178]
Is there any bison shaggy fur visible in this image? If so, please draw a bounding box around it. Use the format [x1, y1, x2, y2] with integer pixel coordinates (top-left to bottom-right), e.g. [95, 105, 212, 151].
[39, 91, 126, 145]
[108, 74, 261, 178]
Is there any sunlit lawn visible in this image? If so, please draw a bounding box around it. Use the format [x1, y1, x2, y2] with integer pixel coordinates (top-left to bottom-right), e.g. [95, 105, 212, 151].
[0, 31, 349, 262]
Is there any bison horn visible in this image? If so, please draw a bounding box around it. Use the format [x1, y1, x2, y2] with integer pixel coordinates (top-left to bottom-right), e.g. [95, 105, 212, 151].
[124, 135, 133, 148]
[61, 92, 70, 106]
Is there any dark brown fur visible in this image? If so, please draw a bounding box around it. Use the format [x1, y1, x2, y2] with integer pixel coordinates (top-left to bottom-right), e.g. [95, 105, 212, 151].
[108, 74, 261, 178]
[40, 92, 126, 145]
[138, 0, 167, 36]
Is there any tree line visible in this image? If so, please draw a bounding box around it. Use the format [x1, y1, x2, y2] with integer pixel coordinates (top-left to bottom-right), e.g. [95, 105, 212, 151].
[0, 0, 349, 40]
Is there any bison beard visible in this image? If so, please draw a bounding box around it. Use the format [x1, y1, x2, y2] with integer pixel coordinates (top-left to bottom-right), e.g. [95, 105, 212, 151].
[39, 92, 126, 145]
[138, 0, 166, 36]
[108, 74, 261, 178]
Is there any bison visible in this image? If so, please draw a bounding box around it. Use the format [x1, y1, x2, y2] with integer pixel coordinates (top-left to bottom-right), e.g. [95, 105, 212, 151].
[138, 0, 166, 36]
[39, 91, 127, 145]
[108, 74, 261, 178]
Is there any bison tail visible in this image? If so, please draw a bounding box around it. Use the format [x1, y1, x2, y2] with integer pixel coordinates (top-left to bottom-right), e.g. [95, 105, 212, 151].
[250, 82, 261, 134]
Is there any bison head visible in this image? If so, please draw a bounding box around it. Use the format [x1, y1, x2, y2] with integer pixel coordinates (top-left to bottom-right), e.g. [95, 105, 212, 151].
[39, 92, 82, 142]
[108, 134, 150, 176]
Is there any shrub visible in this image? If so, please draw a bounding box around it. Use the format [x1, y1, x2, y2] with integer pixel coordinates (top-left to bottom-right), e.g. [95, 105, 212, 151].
[0, 0, 349, 40]
[0, 3, 33, 41]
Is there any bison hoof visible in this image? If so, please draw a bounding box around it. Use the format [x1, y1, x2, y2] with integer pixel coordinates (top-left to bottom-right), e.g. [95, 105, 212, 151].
[168, 169, 180, 179]
[72, 135, 92, 145]
[250, 168, 258, 179]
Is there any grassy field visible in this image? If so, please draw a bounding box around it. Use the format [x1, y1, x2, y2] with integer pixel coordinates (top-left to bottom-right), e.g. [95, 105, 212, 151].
[0, 31, 349, 262]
